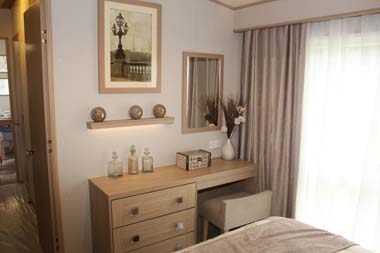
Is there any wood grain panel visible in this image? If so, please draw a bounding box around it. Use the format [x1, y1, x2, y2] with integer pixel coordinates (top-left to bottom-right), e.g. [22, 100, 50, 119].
[112, 183, 196, 227]
[24, 4, 56, 252]
[89, 159, 255, 252]
[128, 232, 195, 253]
[90, 159, 256, 199]
[89, 182, 113, 253]
[87, 116, 174, 130]
[195, 166, 255, 190]
[113, 208, 195, 252]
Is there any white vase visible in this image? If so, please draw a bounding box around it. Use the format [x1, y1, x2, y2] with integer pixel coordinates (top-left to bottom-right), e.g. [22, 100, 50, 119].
[222, 139, 235, 160]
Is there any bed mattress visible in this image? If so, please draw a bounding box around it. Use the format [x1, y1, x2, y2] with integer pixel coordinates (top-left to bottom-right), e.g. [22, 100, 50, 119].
[178, 217, 370, 253]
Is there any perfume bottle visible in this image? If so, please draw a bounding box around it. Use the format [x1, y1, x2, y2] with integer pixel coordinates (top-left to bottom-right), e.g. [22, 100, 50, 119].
[142, 147, 153, 173]
[128, 145, 139, 174]
[108, 152, 123, 178]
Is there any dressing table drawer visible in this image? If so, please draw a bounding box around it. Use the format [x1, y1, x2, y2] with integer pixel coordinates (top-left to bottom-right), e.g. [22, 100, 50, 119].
[128, 232, 195, 253]
[113, 208, 195, 252]
[89, 159, 256, 253]
[112, 183, 196, 227]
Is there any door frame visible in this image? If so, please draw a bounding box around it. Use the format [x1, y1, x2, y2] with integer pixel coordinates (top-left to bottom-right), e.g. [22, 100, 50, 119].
[37, 0, 65, 251]
[0, 36, 18, 176]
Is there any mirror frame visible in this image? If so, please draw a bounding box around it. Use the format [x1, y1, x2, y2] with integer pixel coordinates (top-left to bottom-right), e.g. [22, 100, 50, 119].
[182, 52, 224, 134]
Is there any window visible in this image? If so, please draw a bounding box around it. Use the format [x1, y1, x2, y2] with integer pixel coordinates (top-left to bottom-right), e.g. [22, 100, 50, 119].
[296, 14, 380, 252]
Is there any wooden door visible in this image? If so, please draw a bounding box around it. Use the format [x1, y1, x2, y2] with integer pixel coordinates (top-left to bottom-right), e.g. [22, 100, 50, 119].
[24, 2, 56, 252]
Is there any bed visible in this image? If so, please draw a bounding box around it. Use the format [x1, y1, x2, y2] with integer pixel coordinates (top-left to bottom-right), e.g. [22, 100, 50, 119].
[178, 217, 370, 253]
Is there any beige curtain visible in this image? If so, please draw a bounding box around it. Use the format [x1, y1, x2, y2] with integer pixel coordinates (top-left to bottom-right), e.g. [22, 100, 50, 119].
[187, 58, 219, 128]
[239, 24, 306, 218]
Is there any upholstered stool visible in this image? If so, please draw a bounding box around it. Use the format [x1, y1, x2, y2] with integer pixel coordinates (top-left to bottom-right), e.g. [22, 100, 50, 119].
[199, 190, 272, 241]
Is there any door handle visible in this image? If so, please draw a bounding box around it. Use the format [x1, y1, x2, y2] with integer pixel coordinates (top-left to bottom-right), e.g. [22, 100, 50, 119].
[132, 235, 140, 244]
[26, 148, 35, 159]
[130, 207, 139, 216]
[176, 197, 184, 204]
[175, 222, 185, 231]
[175, 244, 184, 251]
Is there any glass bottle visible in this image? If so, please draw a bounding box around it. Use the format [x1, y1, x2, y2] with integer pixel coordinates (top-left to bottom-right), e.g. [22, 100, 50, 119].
[142, 147, 153, 173]
[108, 152, 123, 178]
[128, 145, 139, 175]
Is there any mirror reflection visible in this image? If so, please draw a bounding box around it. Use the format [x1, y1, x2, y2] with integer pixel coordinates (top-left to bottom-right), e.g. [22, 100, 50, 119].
[183, 52, 223, 133]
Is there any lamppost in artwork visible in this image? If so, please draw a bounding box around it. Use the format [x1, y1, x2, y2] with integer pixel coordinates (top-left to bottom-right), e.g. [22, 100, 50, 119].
[112, 13, 128, 59]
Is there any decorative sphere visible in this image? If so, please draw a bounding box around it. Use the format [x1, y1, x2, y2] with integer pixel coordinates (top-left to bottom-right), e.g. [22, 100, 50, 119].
[153, 104, 166, 118]
[91, 107, 106, 122]
[129, 105, 143, 120]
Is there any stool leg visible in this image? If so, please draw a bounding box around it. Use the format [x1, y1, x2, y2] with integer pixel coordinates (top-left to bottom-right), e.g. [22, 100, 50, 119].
[203, 217, 209, 241]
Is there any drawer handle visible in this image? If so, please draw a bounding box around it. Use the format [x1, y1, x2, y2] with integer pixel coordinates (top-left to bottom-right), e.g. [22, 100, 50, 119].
[130, 207, 139, 216]
[175, 222, 185, 231]
[132, 235, 140, 244]
[176, 197, 184, 204]
[175, 244, 184, 251]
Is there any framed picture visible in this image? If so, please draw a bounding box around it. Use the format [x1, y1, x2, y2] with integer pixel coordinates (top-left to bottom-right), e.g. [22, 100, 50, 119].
[99, 0, 162, 93]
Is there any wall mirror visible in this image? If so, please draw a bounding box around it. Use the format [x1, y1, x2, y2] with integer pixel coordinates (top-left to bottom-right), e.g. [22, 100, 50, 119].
[182, 52, 223, 134]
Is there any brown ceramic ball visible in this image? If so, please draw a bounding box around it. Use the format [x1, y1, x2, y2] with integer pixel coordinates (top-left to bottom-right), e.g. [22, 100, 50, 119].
[129, 105, 143, 120]
[91, 107, 106, 122]
[153, 104, 166, 118]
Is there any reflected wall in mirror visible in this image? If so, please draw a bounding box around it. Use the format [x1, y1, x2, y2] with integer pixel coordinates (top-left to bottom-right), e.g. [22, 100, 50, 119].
[182, 52, 223, 134]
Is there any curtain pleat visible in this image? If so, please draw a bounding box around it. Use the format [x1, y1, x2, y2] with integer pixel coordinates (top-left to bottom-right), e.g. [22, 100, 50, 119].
[239, 24, 306, 217]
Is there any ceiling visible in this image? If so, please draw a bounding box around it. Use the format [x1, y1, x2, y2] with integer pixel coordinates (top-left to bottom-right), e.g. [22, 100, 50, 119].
[0, 0, 275, 10]
[0, 0, 14, 9]
[210, 0, 278, 10]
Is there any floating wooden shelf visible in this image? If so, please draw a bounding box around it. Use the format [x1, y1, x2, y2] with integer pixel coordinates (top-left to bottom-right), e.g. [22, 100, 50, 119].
[87, 116, 175, 130]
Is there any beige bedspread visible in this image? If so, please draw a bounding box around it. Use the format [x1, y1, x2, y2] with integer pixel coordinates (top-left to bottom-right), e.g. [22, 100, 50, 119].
[179, 217, 370, 253]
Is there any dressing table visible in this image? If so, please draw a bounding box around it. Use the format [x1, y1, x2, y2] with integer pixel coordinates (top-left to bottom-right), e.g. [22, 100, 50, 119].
[89, 158, 256, 253]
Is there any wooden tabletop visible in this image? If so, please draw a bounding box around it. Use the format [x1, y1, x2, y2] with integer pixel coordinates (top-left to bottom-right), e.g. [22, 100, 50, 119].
[0, 117, 12, 125]
[89, 159, 256, 200]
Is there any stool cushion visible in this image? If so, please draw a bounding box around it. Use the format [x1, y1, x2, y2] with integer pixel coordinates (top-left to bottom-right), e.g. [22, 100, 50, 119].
[199, 191, 272, 231]
[199, 192, 250, 229]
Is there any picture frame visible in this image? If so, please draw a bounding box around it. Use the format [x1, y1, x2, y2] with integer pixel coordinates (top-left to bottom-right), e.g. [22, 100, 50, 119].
[98, 0, 162, 93]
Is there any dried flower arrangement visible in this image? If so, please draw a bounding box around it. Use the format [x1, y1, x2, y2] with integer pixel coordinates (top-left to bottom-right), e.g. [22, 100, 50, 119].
[198, 95, 219, 127]
[221, 96, 245, 138]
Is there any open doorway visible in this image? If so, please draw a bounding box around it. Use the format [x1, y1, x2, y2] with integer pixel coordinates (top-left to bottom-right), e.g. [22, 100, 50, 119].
[0, 1, 63, 252]
[0, 38, 17, 186]
[0, 36, 42, 252]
